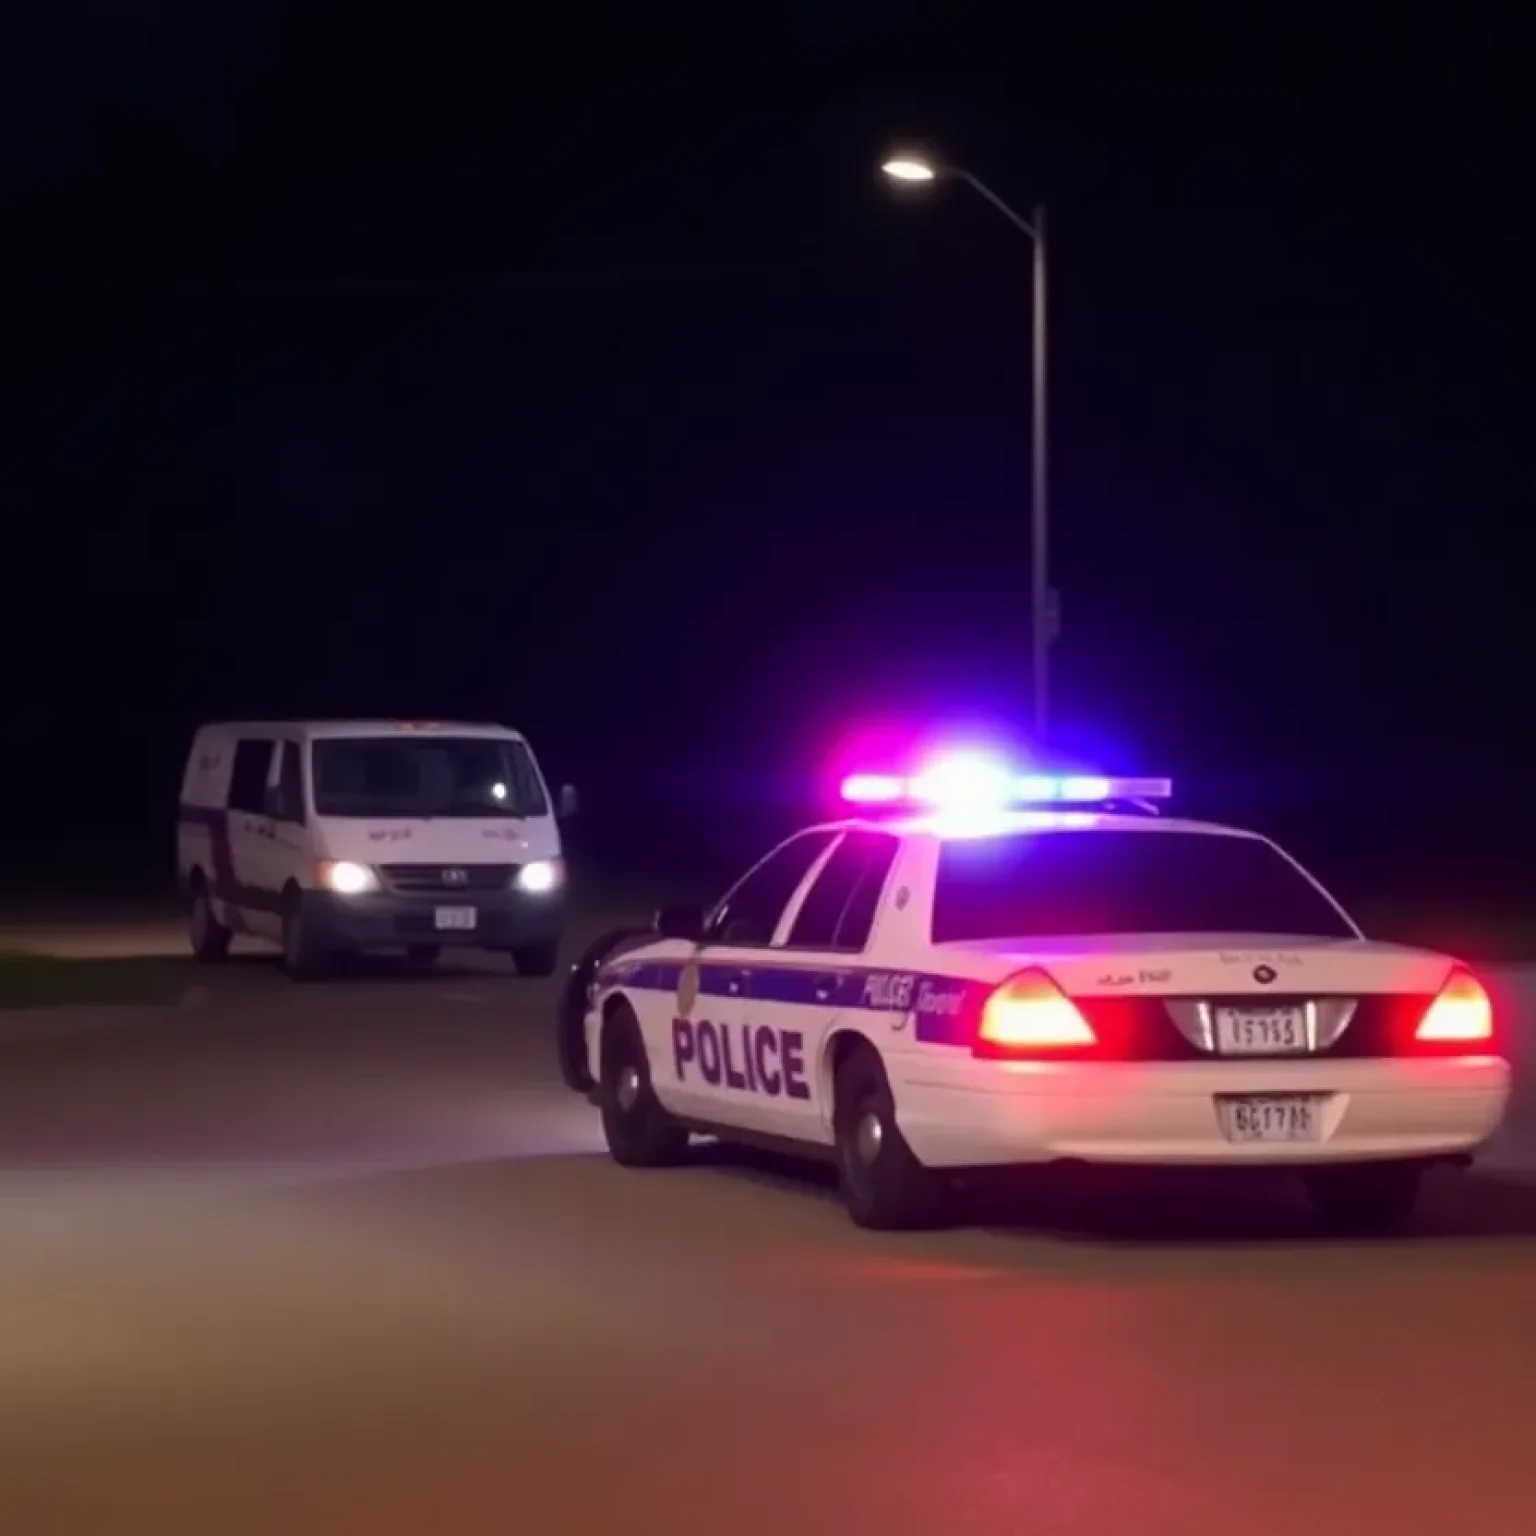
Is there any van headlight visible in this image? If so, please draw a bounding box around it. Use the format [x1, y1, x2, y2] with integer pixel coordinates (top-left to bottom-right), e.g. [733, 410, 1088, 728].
[516, 858, 563, 895]
[317, 860, 379, 895]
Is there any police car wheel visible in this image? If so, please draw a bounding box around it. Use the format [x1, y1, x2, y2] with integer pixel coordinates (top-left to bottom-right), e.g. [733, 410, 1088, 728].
[599, 1005, 689, 1167]
[188, 878, 232, 963]
[1302, 1162, 1423, 1234]
[833, 1049, 947, 1230]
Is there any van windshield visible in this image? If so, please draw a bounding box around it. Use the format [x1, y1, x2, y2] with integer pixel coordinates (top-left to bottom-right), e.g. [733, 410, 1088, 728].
[310, 737, 549, 819]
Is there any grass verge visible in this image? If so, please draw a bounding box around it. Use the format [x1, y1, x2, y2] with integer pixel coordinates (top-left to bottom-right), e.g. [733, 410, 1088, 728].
[0, 951, 189, 1011]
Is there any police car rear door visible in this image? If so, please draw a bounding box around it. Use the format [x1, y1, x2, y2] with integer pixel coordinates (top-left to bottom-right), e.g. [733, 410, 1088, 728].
[769, 829, 902, 1143]
[656, 829, 838, 1127]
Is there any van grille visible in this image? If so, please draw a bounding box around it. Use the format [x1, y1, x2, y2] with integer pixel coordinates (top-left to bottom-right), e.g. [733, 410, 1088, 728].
[380, 864, 514, 894]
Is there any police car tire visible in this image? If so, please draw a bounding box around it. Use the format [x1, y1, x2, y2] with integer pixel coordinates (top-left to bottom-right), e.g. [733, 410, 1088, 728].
[557, 928, 654, 1095]
[188, 876, 232, 963]
[833, 1049, 948, 1231]
[1302, 1162, 1423, 1234]
[599, 1004, 690, 1168]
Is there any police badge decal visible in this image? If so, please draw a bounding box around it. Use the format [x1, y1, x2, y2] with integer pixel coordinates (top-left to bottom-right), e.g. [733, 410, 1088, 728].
[677, 961, 701, 1018]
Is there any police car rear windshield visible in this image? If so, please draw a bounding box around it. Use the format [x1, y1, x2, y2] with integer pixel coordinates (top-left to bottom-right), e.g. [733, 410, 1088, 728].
[311, 737, 548, 819]
[931, 831, 1354, 943]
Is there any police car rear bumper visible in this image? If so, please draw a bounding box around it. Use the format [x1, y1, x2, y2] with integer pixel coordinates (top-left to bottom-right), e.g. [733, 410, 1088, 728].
[891, 1055, 1512, 1169]
[303, 890, 566, 952]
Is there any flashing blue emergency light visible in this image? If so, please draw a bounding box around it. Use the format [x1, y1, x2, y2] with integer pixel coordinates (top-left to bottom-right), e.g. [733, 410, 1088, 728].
[839, 751, 1171, 810]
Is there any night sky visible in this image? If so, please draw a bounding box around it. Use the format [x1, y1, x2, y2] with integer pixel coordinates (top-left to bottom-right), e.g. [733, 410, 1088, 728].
[4, 5, 1531, 908]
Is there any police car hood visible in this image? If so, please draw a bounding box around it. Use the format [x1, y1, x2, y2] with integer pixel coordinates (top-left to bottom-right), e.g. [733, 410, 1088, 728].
[941, 934, 1457, 997]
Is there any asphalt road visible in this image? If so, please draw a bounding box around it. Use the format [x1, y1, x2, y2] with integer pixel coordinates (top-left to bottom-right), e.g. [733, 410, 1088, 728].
[4, 907, 1536, 1535]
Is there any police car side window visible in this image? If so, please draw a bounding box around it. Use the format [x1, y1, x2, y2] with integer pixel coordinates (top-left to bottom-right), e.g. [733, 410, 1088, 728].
[788, 832, 899, 951]
[708, 830, 838, 947]
[831, 834, 899, 950]
[228, 739, 274, 815]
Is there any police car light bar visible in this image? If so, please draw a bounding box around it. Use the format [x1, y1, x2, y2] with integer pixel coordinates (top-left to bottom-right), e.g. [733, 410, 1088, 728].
[839, 754, 1172, 809]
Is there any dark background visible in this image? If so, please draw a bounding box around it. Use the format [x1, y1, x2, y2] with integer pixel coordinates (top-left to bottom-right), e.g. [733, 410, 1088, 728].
[3, 5, 1531, 925]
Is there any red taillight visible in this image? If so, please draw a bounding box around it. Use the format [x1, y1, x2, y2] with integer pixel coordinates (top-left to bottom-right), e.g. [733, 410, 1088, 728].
[1415, 967, 1494, 1046]
[975, 968, 1097, 1058]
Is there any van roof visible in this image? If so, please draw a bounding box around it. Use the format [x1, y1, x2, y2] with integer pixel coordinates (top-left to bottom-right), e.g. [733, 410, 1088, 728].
[195, 720, 525, 742]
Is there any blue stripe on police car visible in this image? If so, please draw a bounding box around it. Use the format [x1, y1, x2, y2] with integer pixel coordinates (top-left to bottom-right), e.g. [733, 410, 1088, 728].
[594, 959, 984, 1049]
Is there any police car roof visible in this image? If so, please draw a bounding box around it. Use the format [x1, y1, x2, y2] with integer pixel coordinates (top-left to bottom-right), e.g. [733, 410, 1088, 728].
[833, 810, 1257, 841]
[197, 719, 525, 741]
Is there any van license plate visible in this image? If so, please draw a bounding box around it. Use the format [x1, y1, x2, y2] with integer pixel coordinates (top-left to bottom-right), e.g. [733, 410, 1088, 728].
[434, 906, 477, 932]
[1217, 1096, 1322, 1143]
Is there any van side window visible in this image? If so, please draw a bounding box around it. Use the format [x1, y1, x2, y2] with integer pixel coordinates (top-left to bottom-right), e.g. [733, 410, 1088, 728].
[228, 739, 274, 815]
[274, 741, 306, 824]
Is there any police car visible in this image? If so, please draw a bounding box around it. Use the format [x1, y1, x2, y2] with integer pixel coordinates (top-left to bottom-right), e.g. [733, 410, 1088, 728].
[557, 753, 1510, 1232]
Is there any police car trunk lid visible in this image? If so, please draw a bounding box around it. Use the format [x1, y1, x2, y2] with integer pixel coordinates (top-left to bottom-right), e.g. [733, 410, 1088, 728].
[947, 934, 1454, 999]
[945, 935, 1459, 1062]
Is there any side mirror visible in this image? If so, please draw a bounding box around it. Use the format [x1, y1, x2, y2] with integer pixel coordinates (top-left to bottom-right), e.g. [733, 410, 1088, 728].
[558, 783, 579, 818]
[654, 902, 705, 942]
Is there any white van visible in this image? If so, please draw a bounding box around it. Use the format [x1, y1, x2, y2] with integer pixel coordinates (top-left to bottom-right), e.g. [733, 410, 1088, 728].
[177, 720, 576, 979]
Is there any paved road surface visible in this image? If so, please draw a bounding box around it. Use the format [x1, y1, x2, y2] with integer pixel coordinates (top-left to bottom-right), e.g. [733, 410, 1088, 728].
[3, 911, 1536, 1534]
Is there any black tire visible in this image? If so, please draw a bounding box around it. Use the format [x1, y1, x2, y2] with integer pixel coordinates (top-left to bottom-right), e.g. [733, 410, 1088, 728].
[281, 890, 331, 981]
[598, 1003, 689, 1167]
[557, 927, 654, 1094]
[188, 876, 232, 963]
[1303, 1162, 1423, 1234]
[833, 1046, 949, 1230]
[512, 940, 560, 978]
[405, 944, 440, 967]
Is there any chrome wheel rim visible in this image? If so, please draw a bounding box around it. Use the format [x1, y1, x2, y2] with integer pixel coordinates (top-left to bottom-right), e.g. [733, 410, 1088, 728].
[616, 1064, 642, 1113]
[855, 1109, 884, 1166]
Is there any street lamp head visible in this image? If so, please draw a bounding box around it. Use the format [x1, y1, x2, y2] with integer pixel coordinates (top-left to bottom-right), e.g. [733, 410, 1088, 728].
[881, 155, 938, 183]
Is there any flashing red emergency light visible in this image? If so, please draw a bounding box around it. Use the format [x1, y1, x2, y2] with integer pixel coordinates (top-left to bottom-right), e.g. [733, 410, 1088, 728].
[839, 750, 1171, 811]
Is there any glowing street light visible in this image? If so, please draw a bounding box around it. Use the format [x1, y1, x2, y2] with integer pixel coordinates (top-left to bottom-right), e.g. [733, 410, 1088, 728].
[880, 156, 938, 183]
[880, 149, 1054, 742]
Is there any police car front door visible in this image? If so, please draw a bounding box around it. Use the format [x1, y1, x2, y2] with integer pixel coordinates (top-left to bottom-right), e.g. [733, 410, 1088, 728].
[664, 830, 838, 1134]
[766, 830, 901, 1145]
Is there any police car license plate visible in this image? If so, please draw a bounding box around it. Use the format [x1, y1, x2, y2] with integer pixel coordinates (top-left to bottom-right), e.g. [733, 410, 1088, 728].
[1215, 1005, 1306, 1054]
[1217, 1095, 1322, 1143]
[434, 906, 477, 931]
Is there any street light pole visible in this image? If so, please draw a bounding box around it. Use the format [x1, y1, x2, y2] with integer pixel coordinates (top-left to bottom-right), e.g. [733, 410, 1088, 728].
[881, 156, 1052, 742]
[1029, 200, 1049, 743]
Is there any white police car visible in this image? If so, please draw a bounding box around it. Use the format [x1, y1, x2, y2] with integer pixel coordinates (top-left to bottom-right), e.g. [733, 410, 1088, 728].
[558, 753, 1510, 1231]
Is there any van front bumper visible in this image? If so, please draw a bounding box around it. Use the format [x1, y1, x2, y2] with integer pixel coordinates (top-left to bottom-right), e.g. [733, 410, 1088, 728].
[301, 889, 567, 952]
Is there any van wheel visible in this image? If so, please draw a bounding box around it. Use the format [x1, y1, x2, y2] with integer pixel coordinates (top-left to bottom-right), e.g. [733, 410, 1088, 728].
[1303, 1163, 1423, 1234]
[512, 941, 559, 977]
[833, 1046, 949, 1230]
[188, 877, 232, 963]
[282, 892, 330, 981]
[599, 1004, 689, 1167]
